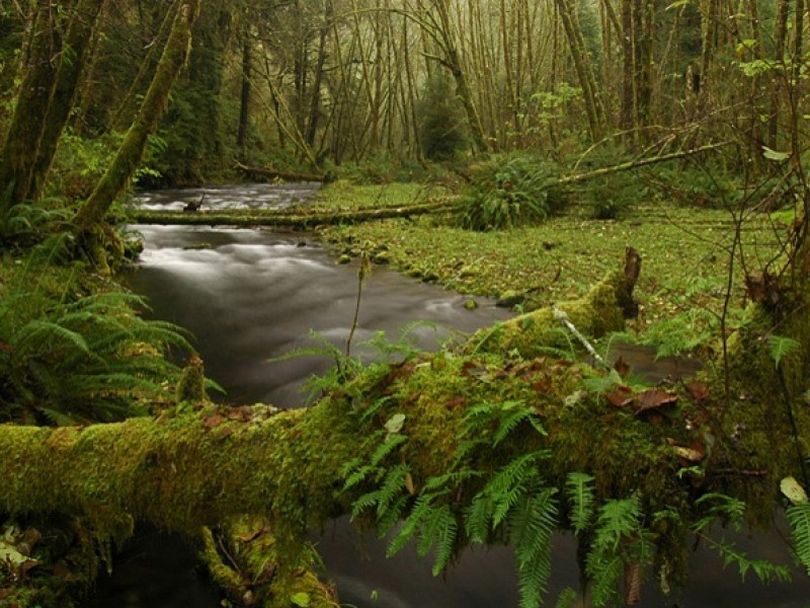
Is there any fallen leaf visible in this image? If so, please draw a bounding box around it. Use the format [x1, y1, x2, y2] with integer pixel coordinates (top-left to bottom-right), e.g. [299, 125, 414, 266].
[613, 356, 631, 379]
[781, 476, 809, 505]
[672, 446, 704, 462]
[624, 561, 642, 606]
[687, 382, 710, 402]
[606, 386, 634, 408]
[635, 389, 678, 414]
[384, 413, 406, 434]
[404, 472, 416, 495]
[203, 414, 225, 429]
[445, 396, 465, 409]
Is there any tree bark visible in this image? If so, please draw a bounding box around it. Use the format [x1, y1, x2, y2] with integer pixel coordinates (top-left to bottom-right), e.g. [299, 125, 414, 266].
[27, 0, 109, 202]
[237, 23, 253, 161]
[0, 0, 58, 209]
[554, 0, 605, 142]
[74, 0, 201, 230]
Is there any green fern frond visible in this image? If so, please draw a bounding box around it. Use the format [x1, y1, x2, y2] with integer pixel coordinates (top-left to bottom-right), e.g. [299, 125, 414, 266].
[387, 494, 434, 557]
[375, 464, 410, 517]
[511, 488, 558, 608]
[371, 433, 408, 466]
[565, 472, 595, 535]
[555, 588, 579, 608]
[592, 496, 640, 552]
[787, 503, 810, 575]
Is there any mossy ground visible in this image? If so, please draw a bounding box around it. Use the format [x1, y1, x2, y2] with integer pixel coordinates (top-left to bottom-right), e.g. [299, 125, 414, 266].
[318, 183, 784, 344]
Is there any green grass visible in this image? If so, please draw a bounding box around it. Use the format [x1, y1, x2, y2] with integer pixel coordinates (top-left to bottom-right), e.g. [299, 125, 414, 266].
[319, 184, 787, 339]
[309, 180, 452, 212]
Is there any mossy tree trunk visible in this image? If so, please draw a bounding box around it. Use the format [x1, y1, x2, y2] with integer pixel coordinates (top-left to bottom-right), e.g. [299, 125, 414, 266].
[0, 0, 58, 210]
[74, 0, 201, 230]
[27, 0, 109, 202]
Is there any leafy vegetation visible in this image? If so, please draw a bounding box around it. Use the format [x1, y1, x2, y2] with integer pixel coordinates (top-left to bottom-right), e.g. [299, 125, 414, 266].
[0, 253, 191, 424]
[459, 154, 566, 231]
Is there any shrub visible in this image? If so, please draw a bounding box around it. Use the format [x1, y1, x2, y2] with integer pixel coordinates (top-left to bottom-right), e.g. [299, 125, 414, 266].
[459, 154, 566, 231]
[417, 73, 469, 161]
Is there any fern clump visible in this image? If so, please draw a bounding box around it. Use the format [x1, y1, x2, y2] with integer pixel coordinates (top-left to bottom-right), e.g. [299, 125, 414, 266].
[0, 261, 193, 424]
[459, 154, 566, 231]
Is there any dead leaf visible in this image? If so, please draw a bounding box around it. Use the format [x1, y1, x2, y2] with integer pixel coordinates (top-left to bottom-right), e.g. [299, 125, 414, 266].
[687, 382, 710, 402]
[404, 473, 416, 495]
[237, 527, 267, 543]
[445, 396, 466, 410]
[607, 386, 634, 408]
[672, 445, 704, 462]
[203, 413, 225, 429]
[635, 389, 678, 414]
[0, 341, 12, 353]
[624, 561, 642, 606]
[613, 356, 631, 379]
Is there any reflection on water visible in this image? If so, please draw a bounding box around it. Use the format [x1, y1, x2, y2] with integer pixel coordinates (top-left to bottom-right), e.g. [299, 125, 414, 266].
[87, 185, 810, 608]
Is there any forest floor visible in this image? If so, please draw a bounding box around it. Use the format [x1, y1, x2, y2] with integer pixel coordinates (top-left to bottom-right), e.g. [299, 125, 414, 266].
[314, 180, 789, 355]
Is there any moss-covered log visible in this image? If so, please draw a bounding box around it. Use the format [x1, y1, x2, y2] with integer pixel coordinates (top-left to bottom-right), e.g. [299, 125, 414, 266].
[130, 198, 459, 227]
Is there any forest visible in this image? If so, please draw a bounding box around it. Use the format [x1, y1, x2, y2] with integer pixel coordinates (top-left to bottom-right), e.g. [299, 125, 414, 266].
[1, 0, 810, 606]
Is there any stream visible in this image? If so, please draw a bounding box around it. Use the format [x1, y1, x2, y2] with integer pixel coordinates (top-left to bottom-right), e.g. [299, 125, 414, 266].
[86, 184, 810, 607]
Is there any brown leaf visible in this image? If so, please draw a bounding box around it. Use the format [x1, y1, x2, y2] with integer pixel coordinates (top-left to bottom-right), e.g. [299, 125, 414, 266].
[404, 473, 416, 496]
[226, 406, 253, 422]
[607, 386, 634, 408]
[634, 389, 678, 414]
[445, 395, 466, 410]
[203, 413, 225, 429]
[672, 445, 704, 462]
[237, 527, 267, 543]
[613, 356, 631, 379]
[624, 561, 642, 606]
[0, 341, 12, 353]
[687, 382, 710, 402]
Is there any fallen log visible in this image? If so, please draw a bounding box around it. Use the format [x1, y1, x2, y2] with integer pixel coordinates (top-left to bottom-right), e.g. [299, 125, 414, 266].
[129, 198, 460, 227]
[234, 162, 326, 183]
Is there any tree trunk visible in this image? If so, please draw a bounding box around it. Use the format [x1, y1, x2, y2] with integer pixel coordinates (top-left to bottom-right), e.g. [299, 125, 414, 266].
[27, 0, 108, 202]
[554, 0, 605, 142]
[74, 0, 201, 230]
[0, 0, 58, 209]
[769, 0, 789, 148]
[237, 23, 253, 161]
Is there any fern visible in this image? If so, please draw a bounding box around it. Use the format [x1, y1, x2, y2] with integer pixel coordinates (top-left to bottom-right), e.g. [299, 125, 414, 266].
[786, 503, 810, 575]
[699, 535, 791, 583]
[565, 472, 595, 535]
[586, 496, 642, 608]
[510, 488, 558, 608]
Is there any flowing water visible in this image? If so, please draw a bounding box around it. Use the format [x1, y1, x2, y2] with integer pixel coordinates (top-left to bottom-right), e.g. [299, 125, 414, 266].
[87, 184, 810, 607]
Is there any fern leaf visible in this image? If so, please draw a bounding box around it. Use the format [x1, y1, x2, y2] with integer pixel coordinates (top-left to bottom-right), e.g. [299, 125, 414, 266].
[371, 433, 408, 466]
[511, 489, 558, 608]
[431, 506, 458, 576]
[787, 503, 810, 575]
[376, 464, 410, 517]
[566, 472, 595, 535]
